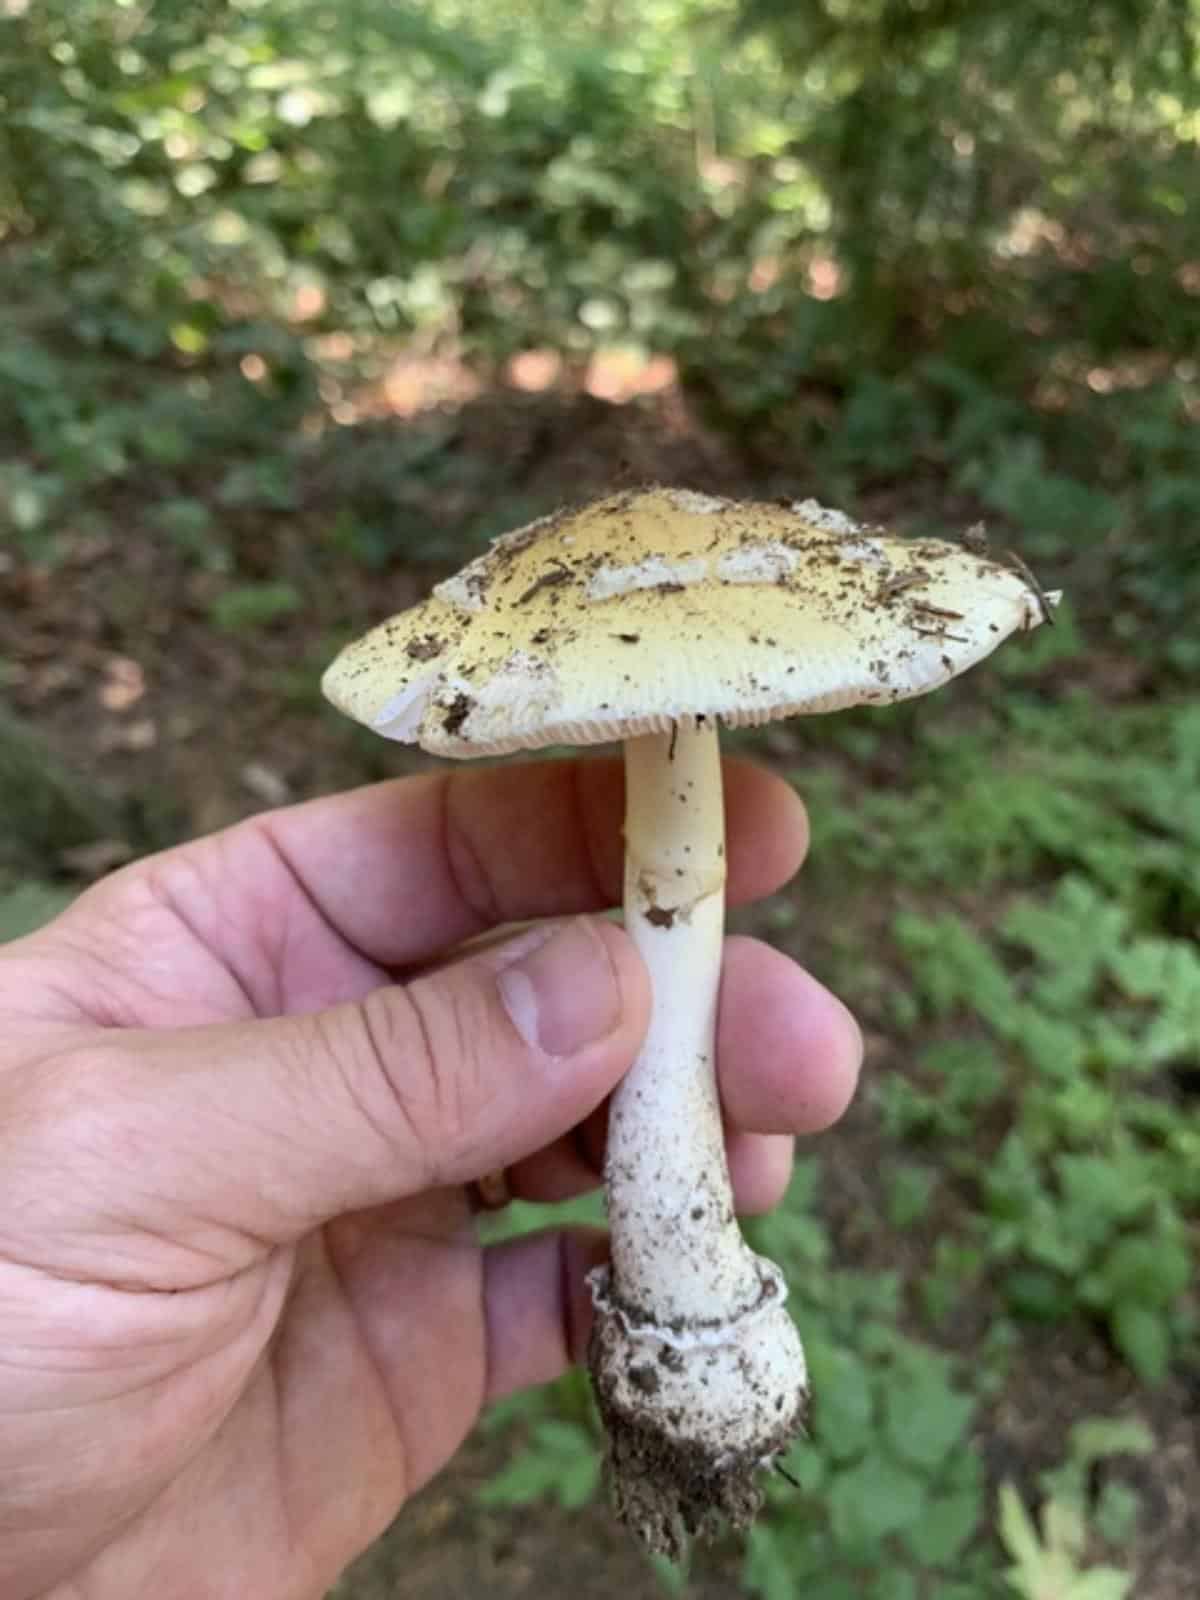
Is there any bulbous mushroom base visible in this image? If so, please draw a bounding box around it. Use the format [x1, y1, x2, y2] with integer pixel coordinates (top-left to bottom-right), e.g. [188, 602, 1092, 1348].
[586, 1262, 808, 1562]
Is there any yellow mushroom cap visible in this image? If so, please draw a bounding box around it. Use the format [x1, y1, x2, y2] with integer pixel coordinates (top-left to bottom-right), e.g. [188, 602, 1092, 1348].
[322, 488, 1056, 756]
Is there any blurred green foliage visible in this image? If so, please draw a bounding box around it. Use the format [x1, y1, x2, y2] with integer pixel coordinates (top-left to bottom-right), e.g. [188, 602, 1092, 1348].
[2, 2, 1197, 1594]
[0, 708, 114, 940]
[2, 0, 1199, 647]
[0, 707, 117, 869]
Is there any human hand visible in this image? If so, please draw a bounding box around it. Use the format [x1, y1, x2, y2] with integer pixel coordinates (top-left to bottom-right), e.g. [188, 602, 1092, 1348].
[0, 757, 861, 1600]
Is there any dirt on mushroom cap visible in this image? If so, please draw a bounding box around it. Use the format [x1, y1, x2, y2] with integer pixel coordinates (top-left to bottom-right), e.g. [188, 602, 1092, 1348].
[321, 488, 1056, 756]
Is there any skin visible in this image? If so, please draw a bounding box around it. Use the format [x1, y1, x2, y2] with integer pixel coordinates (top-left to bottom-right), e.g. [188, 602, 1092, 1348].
[0, 756, 861, 1600]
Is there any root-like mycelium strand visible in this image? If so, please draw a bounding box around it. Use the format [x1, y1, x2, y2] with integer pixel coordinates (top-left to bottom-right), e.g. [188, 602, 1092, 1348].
[587, 725, 808, 1558]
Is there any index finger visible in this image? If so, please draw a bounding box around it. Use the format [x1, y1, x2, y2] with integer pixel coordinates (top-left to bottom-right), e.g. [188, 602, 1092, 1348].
[264, 754, 808, 970]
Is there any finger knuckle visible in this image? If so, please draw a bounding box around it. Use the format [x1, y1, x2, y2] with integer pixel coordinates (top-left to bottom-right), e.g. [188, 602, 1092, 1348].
[348, 981, 483, 1183]
[441, 772, 504, 929]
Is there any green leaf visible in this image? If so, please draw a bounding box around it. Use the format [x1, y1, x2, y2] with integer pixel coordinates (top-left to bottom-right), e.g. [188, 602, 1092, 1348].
[1109, 1303, 1172, 1384]
[646, 1550, 690, 1594]
[1055, 1155, 1152, 1234]
[1043, 1498, 1087, 1561]
[999, 1479, 1136, 1599]
[871, 1573, 918, 1600]
[998, 1483, 1043, 1574]
[209, 581, 303, 633]
[558, 1450, 601, 1509]
[884, 1360, 975, 1470]
[1063, 1569, 1134, 1600]
[1003, 1266, 1074, 1324]
[807, 1342, 876, 1462]
[1094, 1234, 1192, 1310]
[477, 1419, 598, 1510]
[902, 1484, 983, 1565]
[828, 1455, 927, 1548]
[1092, 1481, 1141, 1546]
[1067, 1416, 1155, 1465]
[745, 1523, 808, 1600]
[884, 1161, 937, 1228]
[799, 1579, 861, 1600]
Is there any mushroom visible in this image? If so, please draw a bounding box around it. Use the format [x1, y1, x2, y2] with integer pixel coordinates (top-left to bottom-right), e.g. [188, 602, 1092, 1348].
[321, 487, 1057, 1558]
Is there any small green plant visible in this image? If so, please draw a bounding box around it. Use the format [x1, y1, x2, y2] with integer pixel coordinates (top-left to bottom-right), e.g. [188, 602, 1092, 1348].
[800, 695, 1200, 1380]
[737, 1184, 995, 1597]
[478, 1416, 601, 1513]
[999, 1487, 1132, 1600]
[890, 870, 1200, 1380]
[1038, 1417, 1155, 1546]
[999, 1419, 1151, 1600]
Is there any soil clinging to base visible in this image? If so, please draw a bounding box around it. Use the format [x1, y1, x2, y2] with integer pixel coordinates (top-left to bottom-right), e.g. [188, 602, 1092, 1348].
[588, 1320, 807, 1562]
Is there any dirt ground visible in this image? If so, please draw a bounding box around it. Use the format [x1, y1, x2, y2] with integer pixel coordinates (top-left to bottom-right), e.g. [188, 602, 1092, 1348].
[3, 380, 1196, 1598]
[333, 1431, 744, 1600]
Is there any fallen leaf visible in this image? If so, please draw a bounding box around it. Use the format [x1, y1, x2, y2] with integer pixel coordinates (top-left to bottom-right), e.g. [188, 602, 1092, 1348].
[99, 656, 147, 711]
[241, 761, 291, 807]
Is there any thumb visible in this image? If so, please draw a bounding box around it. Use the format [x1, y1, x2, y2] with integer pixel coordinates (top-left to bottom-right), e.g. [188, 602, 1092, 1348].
[21, 919, 648, 1263]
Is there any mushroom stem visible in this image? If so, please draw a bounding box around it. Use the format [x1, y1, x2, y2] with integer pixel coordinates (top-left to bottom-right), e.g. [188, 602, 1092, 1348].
[587, 723, 807, 1559]
[608, 723, 756, 1318]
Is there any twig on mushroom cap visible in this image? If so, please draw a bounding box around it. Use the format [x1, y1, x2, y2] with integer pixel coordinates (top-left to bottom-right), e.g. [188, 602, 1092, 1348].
[1003, 549, 1057, 626]
[321, 488, 1058, 1558]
